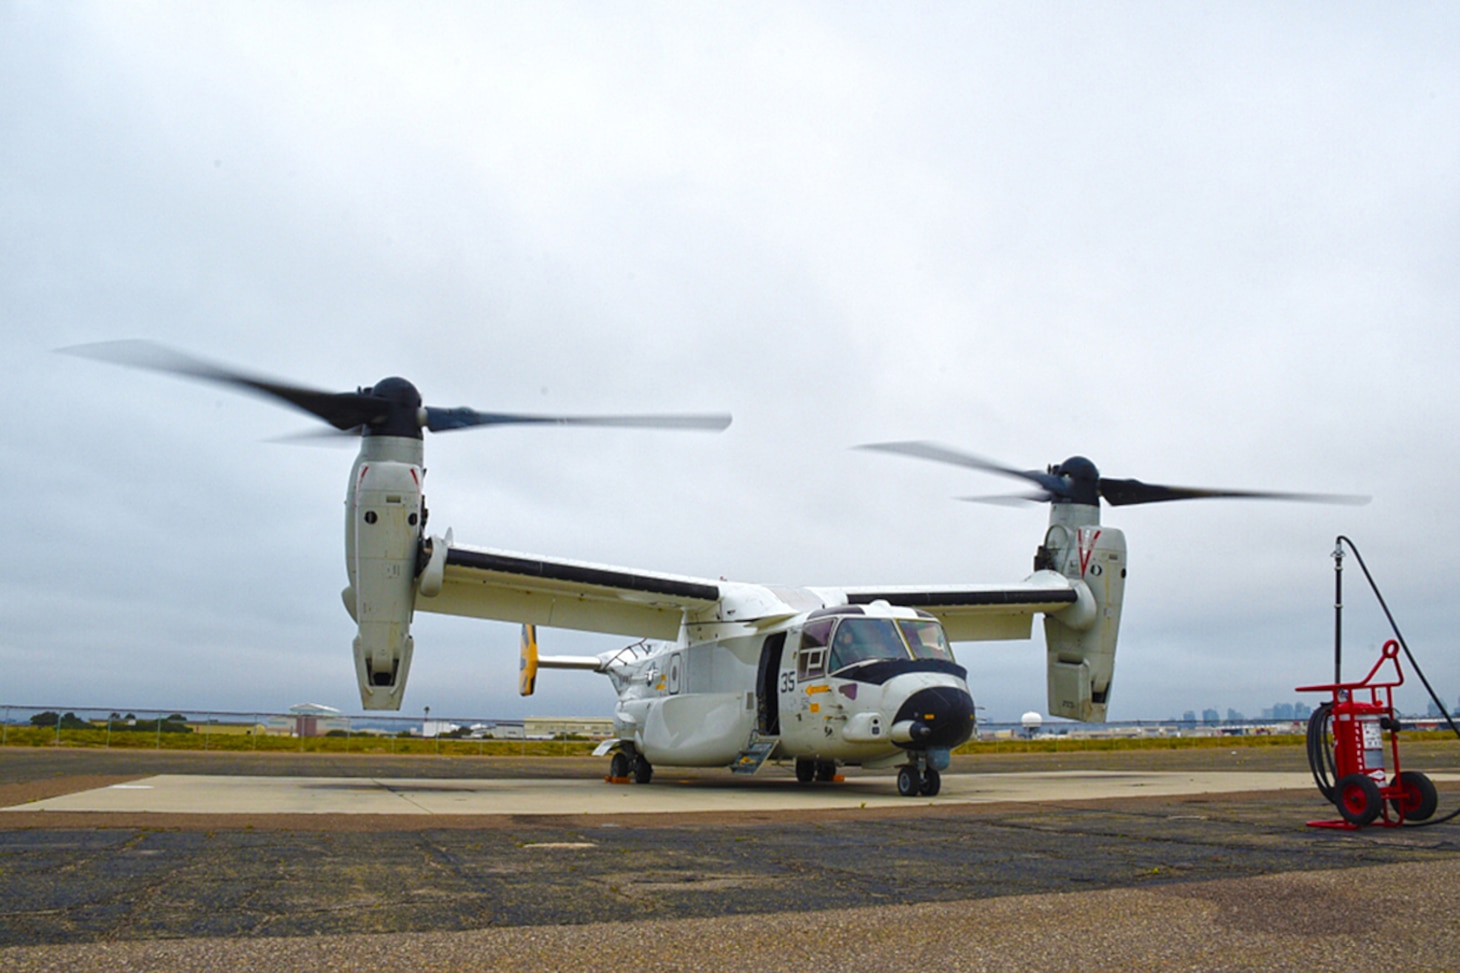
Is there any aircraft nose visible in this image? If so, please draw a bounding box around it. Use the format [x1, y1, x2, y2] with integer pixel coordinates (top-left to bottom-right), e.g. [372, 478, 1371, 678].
[894, 686, 975, 749]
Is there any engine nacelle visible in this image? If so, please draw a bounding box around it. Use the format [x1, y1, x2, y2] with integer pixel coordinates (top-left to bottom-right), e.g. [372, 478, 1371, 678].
[344, 440, 424, 710]
[1039, 507, 1126, 722]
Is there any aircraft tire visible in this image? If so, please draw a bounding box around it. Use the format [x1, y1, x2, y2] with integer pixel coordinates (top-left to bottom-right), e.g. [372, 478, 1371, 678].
[920, 767, 941, 797]
[795, 758, 816, 784]
[634, 756, 654, 785]
[609, 751, 631, 779]
[815, 760, 837, 782]
[897, 765, 920, 797]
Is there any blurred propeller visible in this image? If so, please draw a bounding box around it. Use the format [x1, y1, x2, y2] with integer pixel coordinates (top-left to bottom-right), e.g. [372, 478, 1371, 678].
[423, 406, 731, 433]
[63, 340, 732, 438]
[859, 441, 1369, 508]
[63, 340, 390, 430]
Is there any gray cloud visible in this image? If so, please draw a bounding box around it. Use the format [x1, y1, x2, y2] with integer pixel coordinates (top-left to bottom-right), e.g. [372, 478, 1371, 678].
[4, 3, 1458, 725]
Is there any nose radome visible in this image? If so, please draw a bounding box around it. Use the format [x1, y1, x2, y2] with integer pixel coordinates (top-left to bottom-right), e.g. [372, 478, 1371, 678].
[894, 686, 975, 749]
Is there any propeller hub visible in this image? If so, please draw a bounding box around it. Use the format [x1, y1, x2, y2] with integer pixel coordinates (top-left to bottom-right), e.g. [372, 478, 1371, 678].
[1052, 455, 1101, 505]
[360, 377, 425, 439]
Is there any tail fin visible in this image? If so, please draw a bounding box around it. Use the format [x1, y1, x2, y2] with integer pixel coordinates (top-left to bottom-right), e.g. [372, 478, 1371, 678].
[519, 624, 539, 696]
[518, 625, 610, 695]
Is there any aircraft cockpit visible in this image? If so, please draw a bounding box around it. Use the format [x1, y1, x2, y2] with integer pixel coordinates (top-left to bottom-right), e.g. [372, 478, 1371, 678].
[798, 608, 958, 680]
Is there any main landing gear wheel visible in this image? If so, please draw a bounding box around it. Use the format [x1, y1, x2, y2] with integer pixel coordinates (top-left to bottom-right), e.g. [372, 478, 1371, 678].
[897, 765, 921, 797]
[1335, 772, 1383, 827]
[920, 766, 941, 797]
[795, 758, 816, 784]
[1391, 770, 1438, 821]
[633, 756, 654, 785]
[609, 751, 631, 779]
[815, 759, 837, 782]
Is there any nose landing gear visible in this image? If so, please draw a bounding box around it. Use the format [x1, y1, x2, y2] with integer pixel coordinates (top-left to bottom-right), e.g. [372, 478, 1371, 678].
[897, 752, 944, 797]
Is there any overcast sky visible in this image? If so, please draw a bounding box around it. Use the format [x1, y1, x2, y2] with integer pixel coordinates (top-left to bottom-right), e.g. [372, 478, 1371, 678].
[4, 2, 1459, 726]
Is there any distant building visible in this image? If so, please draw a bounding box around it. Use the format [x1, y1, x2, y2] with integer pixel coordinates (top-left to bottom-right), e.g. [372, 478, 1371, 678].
[289, 703, 344, 738]
[1201, 708, 1220, 726]
[1226, 708, 1245, 723]
[421, 720, 462, 738]
[485, 722, 526, 739]
[525, 716, 614, 739]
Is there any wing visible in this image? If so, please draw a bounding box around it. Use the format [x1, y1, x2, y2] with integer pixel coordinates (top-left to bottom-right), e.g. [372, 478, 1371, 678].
[833, 570, 1079, 641]
[417, 541, 723, 640]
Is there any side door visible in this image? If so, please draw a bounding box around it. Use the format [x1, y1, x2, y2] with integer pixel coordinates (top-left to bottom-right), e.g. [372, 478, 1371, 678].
[756, 631, 787, 735]
[779, 617, 833, 750]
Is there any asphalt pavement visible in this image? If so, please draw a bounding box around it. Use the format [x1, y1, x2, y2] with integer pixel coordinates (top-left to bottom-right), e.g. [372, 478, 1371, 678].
[3, 744, 1459, 971]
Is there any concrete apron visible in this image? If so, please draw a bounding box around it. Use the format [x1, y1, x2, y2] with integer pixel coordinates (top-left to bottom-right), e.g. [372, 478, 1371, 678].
[6, 769, 1424, 816]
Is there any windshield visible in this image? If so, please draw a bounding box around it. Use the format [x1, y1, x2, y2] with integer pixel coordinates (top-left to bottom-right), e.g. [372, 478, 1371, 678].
[828, 618, 912, 671]
[899, 618, 954, 661]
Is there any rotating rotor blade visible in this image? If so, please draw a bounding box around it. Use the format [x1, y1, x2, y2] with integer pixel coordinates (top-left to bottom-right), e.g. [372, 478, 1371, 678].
[861, 439, 1370, 508]
[425, 406, 731, 433]
[956, 492, 1056, 507]
[857, 441, 1067, 494]
[1098, 478, 1369, 507]
[64, 341, 733, 439]
[61, 340, 386, 431]
[265, 426, 367, 445]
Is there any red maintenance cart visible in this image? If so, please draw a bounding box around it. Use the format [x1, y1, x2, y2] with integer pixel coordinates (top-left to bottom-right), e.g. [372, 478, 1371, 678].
[1297, 639, 1438, 829]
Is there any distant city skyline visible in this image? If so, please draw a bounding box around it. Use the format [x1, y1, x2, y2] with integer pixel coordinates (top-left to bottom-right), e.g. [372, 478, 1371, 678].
[1169, 697, 1460, 725]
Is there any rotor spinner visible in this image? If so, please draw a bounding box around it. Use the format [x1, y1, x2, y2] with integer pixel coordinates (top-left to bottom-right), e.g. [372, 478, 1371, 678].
[356, 376, 426, 439]
[1045, 456, 1101, 507]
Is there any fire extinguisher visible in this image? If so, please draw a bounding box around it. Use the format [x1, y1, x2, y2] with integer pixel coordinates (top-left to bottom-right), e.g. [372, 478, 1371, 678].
[1298, 538, 1458, 829]
[1301, 652, 1437, 828]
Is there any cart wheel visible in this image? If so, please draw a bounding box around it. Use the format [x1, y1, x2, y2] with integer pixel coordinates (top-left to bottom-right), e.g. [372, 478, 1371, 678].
[609, 751, 630, 779]
[896, 765, 920, 797]
[920, 766, 942, 797]
[1335, 773, 1383, 827]
[795, 758, 816, 784]
[1391, 770, 1438, 822]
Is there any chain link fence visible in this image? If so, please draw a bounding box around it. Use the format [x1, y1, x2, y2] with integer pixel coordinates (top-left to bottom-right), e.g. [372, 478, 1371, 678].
[0, 704, 607, 757]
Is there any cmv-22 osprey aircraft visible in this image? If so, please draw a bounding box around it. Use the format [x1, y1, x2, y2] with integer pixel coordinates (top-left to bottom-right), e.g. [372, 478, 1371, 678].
[68, 342, 1365, 797]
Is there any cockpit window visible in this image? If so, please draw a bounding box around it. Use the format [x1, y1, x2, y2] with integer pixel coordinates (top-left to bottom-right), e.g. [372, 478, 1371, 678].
[899, 619, 955, 661]
[797, 646, 826, 680]
[800, 618, 834, 650]
[828, 618, 911, 672]
[796, 618, 835, 680]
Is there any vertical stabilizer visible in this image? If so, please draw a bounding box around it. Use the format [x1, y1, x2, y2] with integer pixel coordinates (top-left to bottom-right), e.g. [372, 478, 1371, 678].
[519, 624, 540, 696]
